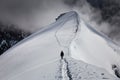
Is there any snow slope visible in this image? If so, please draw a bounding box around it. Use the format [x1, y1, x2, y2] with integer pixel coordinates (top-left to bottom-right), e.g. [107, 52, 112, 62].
[0, 11, 119, 80]
[65, 57, 119, 80]
[70, 16, 120, 76]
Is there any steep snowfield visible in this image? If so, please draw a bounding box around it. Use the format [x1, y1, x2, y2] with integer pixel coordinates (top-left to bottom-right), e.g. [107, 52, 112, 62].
[65, 57, 118, 80]
[70, 18, 120, 75]
[0, 11, 119, 80]
[8, 60, 62, 80]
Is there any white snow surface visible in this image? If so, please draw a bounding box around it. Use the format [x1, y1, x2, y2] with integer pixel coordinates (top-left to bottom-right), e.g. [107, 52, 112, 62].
[0, 11, 120, 80]
[65, 57, 118, 80]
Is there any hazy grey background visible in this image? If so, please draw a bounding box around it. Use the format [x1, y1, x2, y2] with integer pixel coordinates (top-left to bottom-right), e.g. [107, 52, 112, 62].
[0, 0, 71, 32]
[0, 0, 120, 43]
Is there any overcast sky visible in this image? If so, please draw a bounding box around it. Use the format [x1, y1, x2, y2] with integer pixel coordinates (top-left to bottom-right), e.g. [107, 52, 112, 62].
[0, 0, 72, 32]
[0, 0, 100, 32]
[0, 0, 119, 36]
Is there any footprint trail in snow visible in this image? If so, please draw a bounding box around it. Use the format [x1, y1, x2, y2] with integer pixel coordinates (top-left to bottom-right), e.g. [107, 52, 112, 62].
[61, 59, 72, 80]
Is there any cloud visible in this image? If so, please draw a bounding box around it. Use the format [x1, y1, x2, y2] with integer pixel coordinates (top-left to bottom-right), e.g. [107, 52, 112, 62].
[0, 0, 71, 32]
[0, 0, 119, 44]
[0, 0, 101, 32]
[0, 0, 103, 32]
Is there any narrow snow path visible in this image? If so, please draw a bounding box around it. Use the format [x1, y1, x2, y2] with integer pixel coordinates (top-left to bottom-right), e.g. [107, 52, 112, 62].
[54, 13, 79, 80]
[60, 59, 73, 80]
[61, 59, 69, 80]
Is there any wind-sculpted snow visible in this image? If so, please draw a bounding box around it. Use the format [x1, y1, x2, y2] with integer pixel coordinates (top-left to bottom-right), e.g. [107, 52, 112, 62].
[0, 11, 80, 80]
[0, 11, 119, 80]
[65, 57, 119, 80]
[55, 12, 79, 54]
[70, 17, 120, 76]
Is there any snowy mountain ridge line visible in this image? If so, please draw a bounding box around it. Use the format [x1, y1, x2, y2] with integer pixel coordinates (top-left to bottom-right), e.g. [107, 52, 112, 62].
[0, 11, 78, 56]
[69, 14, 120, 76]
[0, 11, 80, 80]
[80, 16, 120, 54]
[2, 11, 119, 56]
[0, 11, 119, 79]
[55, 12, 79, 51]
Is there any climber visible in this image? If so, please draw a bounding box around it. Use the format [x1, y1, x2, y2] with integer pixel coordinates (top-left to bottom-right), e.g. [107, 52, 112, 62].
[60, 51, 64, 59]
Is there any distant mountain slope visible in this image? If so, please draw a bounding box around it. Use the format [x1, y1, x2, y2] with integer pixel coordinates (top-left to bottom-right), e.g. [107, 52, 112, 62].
[0, 23, 31, 55]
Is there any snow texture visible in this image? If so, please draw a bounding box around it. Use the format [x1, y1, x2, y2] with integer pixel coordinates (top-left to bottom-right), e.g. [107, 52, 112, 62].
[65, 57, 119, 80]
[0, 11, 119, 80]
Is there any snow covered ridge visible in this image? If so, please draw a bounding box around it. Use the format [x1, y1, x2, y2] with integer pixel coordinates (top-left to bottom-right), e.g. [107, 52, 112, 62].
[0, 11, 119, 80]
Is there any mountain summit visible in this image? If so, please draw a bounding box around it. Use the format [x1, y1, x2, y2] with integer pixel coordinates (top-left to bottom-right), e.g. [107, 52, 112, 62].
[0, 11, 119, 80]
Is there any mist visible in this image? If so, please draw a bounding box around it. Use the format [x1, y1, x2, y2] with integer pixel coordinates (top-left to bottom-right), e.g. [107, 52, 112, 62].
[0, 0, 120, 44]
[0, 0, 101, 31]
[0, 0, 71, 32]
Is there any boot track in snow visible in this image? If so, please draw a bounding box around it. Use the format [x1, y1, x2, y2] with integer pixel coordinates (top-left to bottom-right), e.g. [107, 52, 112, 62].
[60, 59, 73, 80]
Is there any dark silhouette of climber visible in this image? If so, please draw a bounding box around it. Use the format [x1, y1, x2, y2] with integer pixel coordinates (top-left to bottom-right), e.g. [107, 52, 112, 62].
[60, 51, 64, 59]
